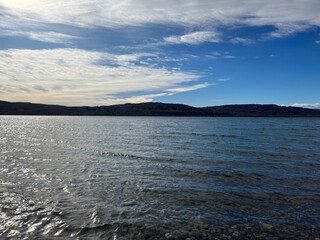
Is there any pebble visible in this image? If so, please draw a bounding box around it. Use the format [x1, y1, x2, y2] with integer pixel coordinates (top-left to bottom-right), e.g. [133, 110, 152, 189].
[261, 223, 273, 231]
[286, 225, 297, 232]
[144, 223, 153, 229]
[232, 230, 247, 238]
[165, 232, 174, 239]
[219, 235, 230, 240]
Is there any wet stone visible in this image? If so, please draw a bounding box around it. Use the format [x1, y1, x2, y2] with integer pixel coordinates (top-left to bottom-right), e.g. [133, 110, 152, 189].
[164, 232, 174, 239]
[185, 237, 196, 240]
[261, 223, 273, 231]
[286, 225, 297, 232]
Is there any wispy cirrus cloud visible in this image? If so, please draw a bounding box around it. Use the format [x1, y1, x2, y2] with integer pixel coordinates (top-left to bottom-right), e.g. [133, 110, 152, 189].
[291, 103, 320, 109]
[205, 51, 236, 60]
[266, 23, 310, 39]
[0, 1, 318, 106]
[164, 31, 220, 45]
[1, 0, 320, 43]
[1, 30, 81, 44]
[217, 78, 231, 82]
[123, 93, 169, 104]
[230, 37, 254, 45]
[0, 48, 205, 105]
[167, 83, 212, 93]
[120, 83, 213, 103]
[1, 0, 319, 29]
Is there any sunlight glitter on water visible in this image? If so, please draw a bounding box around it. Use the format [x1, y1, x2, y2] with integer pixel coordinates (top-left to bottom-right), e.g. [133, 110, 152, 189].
[0, 116, 320, 239]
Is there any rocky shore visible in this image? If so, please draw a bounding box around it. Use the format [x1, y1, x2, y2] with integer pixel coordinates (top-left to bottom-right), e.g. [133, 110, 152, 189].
[110, 222, 320, 240]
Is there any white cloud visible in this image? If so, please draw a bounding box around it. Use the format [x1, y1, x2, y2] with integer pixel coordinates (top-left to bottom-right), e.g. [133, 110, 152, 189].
[112, 53, 157, 66]
[1, 0, 319, 41]
[217, 78, 230, 82]
[266, 23, 310, 39]
[223, 55, 236, 59]
[316, 40, 320, 44]
[230, 37, 253, 45]
[205, 55, 217, 60]
[205, 51, 236, 60]
[291, 103, 320, 109]
[123, 93, 168, 104]
[164, 31, 220, 45]
[115, 84, 213, 103]
[167, 83, 211, 93]
[0, 48, 203, 105]
[212, 52, 222, 56]
[1, 30, 81, 44]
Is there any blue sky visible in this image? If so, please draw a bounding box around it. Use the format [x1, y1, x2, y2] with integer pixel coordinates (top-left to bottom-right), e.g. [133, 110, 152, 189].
[0, 1, 319, 107]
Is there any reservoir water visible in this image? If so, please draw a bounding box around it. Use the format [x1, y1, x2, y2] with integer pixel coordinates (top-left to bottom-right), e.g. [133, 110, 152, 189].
[0, 116, 319, 239]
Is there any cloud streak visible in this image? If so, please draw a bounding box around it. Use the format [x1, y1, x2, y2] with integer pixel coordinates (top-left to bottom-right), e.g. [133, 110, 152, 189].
[230, 37, 253, 45]
[266, 23, 310, 39]
[164, 31, 220, 45]
[1, 0, 320, 42]
[119, 83, 212, 103]
[0, 48, 203, 105]
[291, 103, 320, 109]
[167, 83, 211, 93]
[1, 30, 81, 44]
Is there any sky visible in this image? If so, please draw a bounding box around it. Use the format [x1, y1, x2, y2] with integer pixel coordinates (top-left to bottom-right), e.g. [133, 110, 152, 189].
[0, 1, 319, 107]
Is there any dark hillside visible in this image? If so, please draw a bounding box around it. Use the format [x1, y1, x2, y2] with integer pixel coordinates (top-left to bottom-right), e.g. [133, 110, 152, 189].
[1, 100, 320, 117]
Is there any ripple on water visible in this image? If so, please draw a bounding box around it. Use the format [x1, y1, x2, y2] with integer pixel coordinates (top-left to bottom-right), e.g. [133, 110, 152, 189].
[0, 116, 320, 239]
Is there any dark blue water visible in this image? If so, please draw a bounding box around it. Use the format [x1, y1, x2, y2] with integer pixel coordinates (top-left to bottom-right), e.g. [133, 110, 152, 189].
[0, 116, 319, 239]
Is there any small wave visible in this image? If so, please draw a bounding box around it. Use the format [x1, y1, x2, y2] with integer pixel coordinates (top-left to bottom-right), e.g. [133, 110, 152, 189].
[0, 190, 70, 238]
[98, 151, 144, 160]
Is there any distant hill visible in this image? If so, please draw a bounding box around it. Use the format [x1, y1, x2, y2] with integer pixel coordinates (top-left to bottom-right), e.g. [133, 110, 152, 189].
[0, 100, 320, 117]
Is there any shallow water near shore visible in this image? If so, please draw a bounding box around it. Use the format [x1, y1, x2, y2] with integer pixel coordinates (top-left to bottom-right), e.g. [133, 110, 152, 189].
[0, 116, 319, 239]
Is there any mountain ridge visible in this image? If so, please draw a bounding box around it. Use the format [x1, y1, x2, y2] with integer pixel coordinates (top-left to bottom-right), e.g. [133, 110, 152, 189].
[0, 100, 320, 117]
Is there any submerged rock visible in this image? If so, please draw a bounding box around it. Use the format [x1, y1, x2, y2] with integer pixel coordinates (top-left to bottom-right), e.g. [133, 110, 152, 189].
[261, 223, 273, 231]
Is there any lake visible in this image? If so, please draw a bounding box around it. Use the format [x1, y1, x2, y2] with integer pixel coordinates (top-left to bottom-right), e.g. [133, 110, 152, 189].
[0, 116, 319, 239]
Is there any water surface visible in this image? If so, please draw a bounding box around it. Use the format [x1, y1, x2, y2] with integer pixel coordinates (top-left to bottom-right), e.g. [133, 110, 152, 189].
[0, 117, 319, 239]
